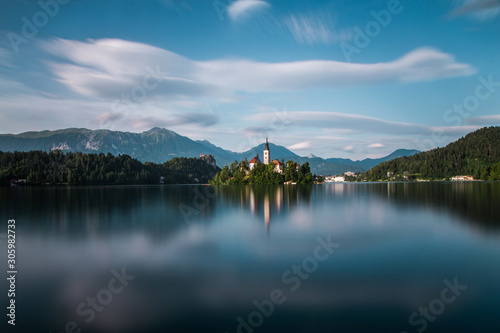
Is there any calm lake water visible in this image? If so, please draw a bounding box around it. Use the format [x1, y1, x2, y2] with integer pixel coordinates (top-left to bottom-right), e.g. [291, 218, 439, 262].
[1, 183, 500, 333]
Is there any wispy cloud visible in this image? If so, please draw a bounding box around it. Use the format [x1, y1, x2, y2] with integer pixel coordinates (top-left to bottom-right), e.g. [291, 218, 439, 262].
[466, 114, 500, 124]
[228, 0, 271, 22]
[197, 47, 475, 92]
[125, 113, 219, 130]
[449, 0, 500, 21]
[246, 111, 480, 137]
[38, 38, 475, 96]
[282, 12, 353, 45]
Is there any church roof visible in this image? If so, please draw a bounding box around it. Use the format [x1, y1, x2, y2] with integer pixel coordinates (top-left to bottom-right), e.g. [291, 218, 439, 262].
[271, 160, 284, 166]
[249, 156, 261, 164]
[264, 137, 270, 150]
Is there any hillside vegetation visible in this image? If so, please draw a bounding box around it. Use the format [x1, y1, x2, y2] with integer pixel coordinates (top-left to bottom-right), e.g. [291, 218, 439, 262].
[0, 150, 219, 186]
[362, 127, 500, 181]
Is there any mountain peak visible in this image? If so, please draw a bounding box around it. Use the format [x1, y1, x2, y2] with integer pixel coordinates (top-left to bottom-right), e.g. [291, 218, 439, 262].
[146, 127, 166, 132]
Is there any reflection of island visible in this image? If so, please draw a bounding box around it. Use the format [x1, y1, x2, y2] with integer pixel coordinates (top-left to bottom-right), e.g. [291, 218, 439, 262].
[218, 185, 312, 234]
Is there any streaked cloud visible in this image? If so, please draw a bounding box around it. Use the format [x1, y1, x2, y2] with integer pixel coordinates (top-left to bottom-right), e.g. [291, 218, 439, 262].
[94, 112, 126, 126]
[449, 0, 500, 21]
[228, 0, 271, 22]
[282, 12, 353, 45]
[247, 111, 480, 137]
[466, 114, 500, 124]
[125, 113, 218, 130]
[198, 48, 475, 92]
[39, 39, 475, 99]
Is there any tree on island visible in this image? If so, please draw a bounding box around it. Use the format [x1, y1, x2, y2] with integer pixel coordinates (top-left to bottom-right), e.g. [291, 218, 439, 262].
[209, 160, 314, 185]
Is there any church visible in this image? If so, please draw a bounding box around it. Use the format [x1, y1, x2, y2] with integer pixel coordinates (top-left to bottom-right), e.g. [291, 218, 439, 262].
[249, 138, 284, 174]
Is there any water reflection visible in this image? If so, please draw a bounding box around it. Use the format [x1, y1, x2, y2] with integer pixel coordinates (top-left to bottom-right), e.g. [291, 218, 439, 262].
[1, 182, 498, 239]
[212, 185, 312, 235]
[1, 183, 500, 333]
[361, 182, 500, 230]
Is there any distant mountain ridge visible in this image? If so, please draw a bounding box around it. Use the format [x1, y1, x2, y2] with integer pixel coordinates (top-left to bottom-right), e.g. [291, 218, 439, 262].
[0, 127, 419, 175]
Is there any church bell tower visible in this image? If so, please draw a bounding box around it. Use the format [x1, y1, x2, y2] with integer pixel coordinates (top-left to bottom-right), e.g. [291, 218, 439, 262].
[263, 138, 270, 165]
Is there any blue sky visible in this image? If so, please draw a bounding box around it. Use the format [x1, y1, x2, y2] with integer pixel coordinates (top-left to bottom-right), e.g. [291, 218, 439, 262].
[0, 0, 499, 159]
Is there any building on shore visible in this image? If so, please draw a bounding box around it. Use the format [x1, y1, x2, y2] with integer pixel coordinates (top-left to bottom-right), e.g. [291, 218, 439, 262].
[451, 175, 474, 181]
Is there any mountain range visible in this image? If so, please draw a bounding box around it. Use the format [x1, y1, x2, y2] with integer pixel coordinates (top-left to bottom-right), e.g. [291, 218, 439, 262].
[0, 127, 419, 175]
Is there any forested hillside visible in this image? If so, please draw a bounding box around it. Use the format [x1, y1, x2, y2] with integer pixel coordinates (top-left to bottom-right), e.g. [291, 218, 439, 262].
[0, 150, 219, 186]
[362, 127, 500, 181]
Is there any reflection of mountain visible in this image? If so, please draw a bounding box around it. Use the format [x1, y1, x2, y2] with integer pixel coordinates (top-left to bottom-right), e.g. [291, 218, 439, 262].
[0, 186, 215, 237]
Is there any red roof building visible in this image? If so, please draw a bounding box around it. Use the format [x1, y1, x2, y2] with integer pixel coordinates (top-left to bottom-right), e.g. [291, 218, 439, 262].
[249, 154, 262, 170]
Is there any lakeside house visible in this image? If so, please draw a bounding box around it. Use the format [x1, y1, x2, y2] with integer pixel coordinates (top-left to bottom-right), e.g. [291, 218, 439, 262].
[451, 175, 474, 181]
[324, 176, 345, 182]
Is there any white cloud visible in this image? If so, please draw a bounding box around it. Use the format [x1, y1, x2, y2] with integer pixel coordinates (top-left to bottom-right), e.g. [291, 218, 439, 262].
[227, 0, 271, 22]
[368, 143, 385, 148]
[287, 141, 312, 150]
[197, 47, 475, 92]
[39, 39, 475, 99]
[343, 145, 354, 151]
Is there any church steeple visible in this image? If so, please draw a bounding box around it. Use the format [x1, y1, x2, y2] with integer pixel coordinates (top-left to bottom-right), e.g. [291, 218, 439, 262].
[263, 138, 270, 165]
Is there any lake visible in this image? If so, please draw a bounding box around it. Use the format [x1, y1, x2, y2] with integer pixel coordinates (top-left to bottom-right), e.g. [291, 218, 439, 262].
[1, 183, 500, 333]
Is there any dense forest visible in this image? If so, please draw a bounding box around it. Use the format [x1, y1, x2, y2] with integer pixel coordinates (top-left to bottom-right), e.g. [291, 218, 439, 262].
[209, 159, 315, 185]
[361, 127, 500, 181]
[0, 150, 220, 186]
